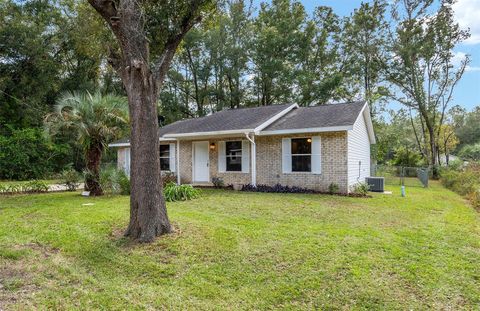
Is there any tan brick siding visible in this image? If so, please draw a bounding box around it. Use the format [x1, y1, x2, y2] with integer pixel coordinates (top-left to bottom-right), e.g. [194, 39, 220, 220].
[177, 132, 348, 192]
[256, 132, 349, 193]
[178, 137, 251, 185]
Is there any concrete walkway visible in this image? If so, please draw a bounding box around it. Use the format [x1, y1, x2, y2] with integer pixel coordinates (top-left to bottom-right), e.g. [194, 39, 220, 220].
[48, 183, 84, 192]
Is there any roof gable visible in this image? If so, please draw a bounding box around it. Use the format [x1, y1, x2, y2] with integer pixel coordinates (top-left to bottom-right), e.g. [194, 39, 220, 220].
[159, 104, 294, 137]
[262, 101, 366, 132]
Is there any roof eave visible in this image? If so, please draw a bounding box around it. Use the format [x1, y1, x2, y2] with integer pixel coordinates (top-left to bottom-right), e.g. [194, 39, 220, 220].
[257, 125, 353, 136]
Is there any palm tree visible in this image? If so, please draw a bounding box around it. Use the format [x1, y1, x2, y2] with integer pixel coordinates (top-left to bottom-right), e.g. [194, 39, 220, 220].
[45, 92, 128, 196]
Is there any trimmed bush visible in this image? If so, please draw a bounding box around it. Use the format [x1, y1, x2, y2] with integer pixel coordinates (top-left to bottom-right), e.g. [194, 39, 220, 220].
[163, 182, 200, 202]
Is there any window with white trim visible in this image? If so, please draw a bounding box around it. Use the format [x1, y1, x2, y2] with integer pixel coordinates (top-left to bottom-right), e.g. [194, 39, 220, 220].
[159, 144, 170, 171]
[226, 141, 242, 171]
[291, 138, 312, 172]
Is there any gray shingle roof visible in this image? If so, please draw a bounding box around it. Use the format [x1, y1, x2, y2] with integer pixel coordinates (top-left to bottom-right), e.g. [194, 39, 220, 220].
[109, 101, 367, 146]
[263, 101, 366, 131]
[159, 104, 292, 136]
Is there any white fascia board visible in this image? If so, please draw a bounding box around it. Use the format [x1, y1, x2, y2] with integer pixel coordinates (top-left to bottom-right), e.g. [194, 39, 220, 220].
[109, 137, 177, 148]
[253, 104, 299, 133]
[356, 102, 376, 144]
[163, 129, 254, 139]
[257, 125, 353, 136]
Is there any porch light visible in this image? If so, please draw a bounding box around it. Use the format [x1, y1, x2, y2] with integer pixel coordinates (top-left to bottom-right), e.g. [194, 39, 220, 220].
[307, 138, 312, 143]
[209, 142, 216, 150]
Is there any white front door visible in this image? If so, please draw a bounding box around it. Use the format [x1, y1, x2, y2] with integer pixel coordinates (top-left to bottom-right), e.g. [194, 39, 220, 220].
[193, 141, 209, 183]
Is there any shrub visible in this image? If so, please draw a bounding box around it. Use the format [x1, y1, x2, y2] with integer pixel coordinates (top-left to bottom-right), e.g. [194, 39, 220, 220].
[328, 183, 339, 194]
[0, 128, 69, 180]
[118, 171, 130, 195]
[211, 177, 224, 189]
[61, 167, 81, 191]
[351, 182, 370, 196]
[99, 166, 130, 195]
[441, 163, 480, 207]
[241, 183, 315, 194]
[163, 182, 200, 202]
[23, 180, 49, 193]
[459, 143, 480, 161]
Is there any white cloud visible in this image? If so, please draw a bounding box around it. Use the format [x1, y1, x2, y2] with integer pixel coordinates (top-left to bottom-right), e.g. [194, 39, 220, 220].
[466, 65, 480, 71]
[453, 0, 480, 45]
[452, 51, 467, 67]
[452, 51, 480, 71]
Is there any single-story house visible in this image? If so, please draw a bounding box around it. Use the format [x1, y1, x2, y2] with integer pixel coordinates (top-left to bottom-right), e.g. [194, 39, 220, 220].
[109, 101, 375, 193]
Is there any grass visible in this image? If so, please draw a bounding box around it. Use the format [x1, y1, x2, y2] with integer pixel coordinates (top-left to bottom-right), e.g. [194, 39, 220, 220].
[0, 181, 479, 310]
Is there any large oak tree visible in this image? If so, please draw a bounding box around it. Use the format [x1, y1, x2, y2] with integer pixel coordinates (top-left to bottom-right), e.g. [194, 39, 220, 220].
[87, 0, 213, 242]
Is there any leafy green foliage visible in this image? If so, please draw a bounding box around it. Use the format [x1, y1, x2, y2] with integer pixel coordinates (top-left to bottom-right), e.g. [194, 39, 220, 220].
[328, 182, 340, 194]
[163, 182, 200, 202]
[458, 143, 480, 161]
[99, 167, 130, 195]
[351, 182, 370, 196]
[0, 180, 49, 194]
[60, 167, 81, 191]
[0, 128, 69, 180]
[389, 146, 423, 167]
[440, 163, 480, 209]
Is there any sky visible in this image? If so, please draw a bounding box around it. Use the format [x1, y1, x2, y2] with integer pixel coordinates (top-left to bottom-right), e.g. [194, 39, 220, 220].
[255, 0, 480, 111]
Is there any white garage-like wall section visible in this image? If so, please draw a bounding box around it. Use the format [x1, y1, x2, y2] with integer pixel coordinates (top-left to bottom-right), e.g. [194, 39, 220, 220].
[347, 105, 374, 189]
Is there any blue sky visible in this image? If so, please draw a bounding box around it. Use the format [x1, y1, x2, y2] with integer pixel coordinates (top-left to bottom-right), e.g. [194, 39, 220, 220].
[255, 0, 480, 111]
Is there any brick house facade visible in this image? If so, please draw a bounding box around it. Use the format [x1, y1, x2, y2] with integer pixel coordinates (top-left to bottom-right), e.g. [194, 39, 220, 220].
[112, 102, 374, 194]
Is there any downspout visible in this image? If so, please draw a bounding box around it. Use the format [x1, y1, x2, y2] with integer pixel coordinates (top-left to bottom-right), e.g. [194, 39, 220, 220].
[245, 133, 256, 186]
[176, 139, 181, 185]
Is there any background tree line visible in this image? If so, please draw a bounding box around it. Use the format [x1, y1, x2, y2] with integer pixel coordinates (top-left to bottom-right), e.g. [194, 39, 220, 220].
[0, 0, 477, 180]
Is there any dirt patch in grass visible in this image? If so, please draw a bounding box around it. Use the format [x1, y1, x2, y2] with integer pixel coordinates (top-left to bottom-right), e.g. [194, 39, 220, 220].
[0, 243, 61, 309]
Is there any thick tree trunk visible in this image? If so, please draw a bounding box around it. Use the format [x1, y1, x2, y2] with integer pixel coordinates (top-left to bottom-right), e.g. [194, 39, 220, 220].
[85, 144, 103, 196]
[123, 63, 172, 242]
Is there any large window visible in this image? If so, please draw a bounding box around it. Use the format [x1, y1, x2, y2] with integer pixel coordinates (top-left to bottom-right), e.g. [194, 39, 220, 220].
[291, 138, 311, 172]
[159, 144, 170, 171]
[226, 141, 242, 171]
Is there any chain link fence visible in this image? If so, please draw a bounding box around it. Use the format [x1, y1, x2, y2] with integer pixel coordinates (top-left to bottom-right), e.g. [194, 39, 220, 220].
[371, 165, 430, 187]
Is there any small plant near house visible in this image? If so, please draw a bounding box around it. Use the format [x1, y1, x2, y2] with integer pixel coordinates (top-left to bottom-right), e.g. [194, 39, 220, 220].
[351, 182, 370, 196]
[241, 183, 315, 194]
[118, 171, 131, 195]
[163, 182, 200, 202]
[211, 177, 224, 189]
[328, 182, 340, 194]
[61, 167, 81, 191]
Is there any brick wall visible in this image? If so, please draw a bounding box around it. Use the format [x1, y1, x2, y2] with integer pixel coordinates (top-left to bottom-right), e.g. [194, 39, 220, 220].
[178, 137, 251, 185]
[256, 132, 349, 193]
[177, 132, 348, 193]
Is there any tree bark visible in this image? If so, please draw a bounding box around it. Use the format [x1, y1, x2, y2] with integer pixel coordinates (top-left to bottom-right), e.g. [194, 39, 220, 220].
[88, 0, 204, 242]
[85, 144, 103, 196]
[123, 63, 172, 241]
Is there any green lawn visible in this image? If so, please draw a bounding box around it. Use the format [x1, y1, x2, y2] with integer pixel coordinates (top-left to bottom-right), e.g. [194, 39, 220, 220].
[0, 182, 479, 310]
